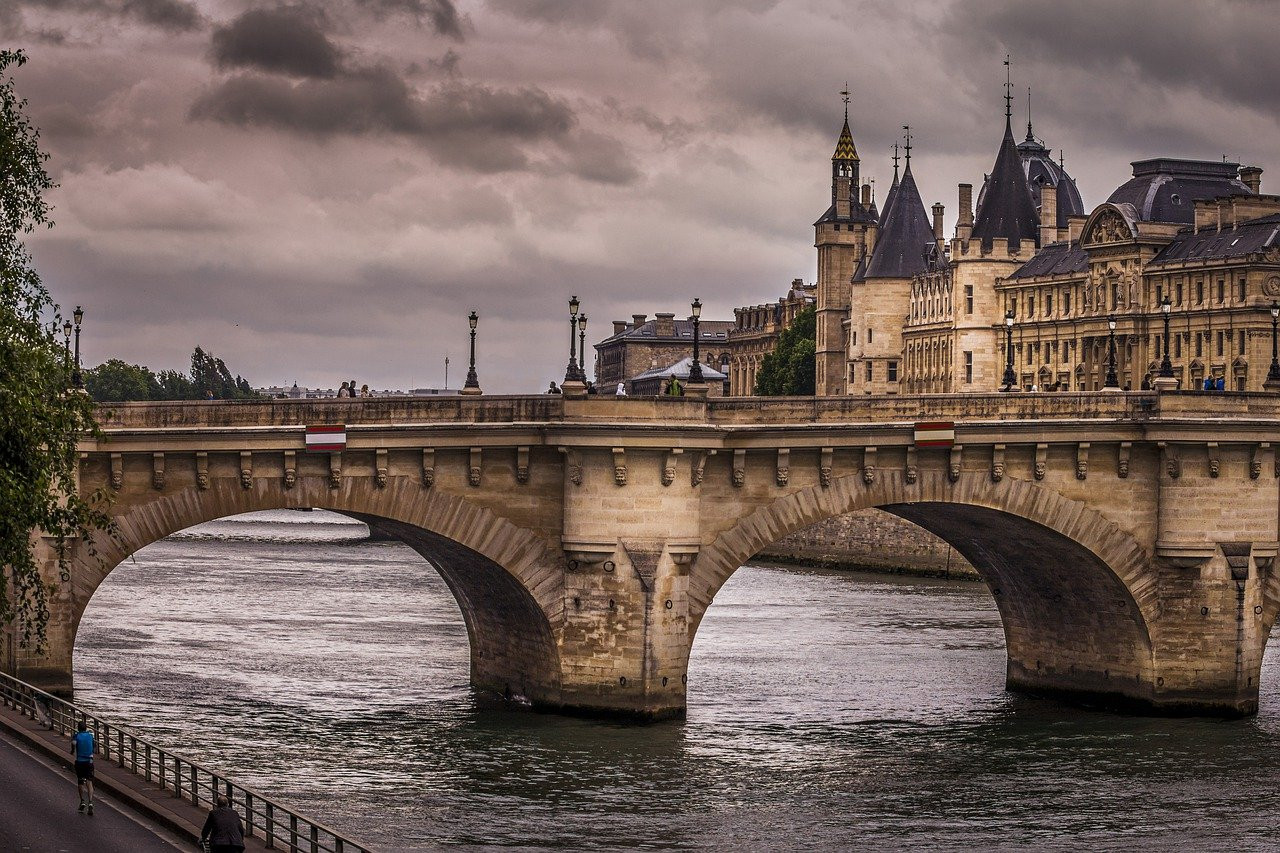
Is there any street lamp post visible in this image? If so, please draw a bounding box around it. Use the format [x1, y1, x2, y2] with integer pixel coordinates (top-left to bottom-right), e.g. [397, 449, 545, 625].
[62, 319, 72, 386]
[72, 305, 84, 390]
[564, 295, 581, 384]
[578, 314, 589, 384]
[461, 310, 481, 395]
[689, 298, 705, 383]
[1104, 314, 1120, 389]
[1266, 301, 1280, 389]
[1000, 308, 1016, 391]
[1159, 295, 1174, 378]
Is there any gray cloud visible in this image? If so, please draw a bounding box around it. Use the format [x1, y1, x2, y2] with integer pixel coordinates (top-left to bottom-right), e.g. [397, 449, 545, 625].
[356, 0, 464, 40]
[189, 67, 638, 180]
[211, 6, 343, 79]
[17, 0, 201, 31]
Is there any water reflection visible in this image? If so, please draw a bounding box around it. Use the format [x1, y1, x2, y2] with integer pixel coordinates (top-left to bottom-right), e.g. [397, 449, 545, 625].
[75, 511, 1280, 851]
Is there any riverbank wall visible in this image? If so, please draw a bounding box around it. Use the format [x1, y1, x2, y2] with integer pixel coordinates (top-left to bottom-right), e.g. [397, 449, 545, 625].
[754, 508, 979, 580]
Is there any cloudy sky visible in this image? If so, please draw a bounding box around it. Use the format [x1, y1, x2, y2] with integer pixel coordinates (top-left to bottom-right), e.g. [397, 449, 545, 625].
[6, 0, 1279, 392]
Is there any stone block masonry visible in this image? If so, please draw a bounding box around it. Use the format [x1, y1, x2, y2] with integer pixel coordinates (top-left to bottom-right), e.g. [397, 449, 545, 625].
[9, 391, 1280, 721]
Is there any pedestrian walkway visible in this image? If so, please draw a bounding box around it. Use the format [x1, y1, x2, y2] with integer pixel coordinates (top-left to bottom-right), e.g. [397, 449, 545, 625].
[0, 701, 270, 852]
[0, 731, 180, 852]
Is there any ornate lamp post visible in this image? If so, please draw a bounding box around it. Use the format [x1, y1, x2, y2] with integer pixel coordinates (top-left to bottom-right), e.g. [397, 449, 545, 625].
[72, 305, 84, 390]
[1266, 301, 1280, 389]
[564, 295, 581, 384]
[1104, 314, 1120, 389]
[1000, 308, 1016, 391]
[62, 319, 72, 385]
[1159, 295, 1174, 378]
[461, 310, 481, 395]
[688, 298, 705, 383]
[578, 314, 589, 384]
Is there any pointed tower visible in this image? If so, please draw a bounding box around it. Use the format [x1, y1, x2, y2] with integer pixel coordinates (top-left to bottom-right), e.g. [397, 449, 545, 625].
[814, 88, 878, 396]
[879, 144, 901, 229]
[949, 64, 1041, 391]
[850, 131, 935, 393]
[971, 107, 1039, 252]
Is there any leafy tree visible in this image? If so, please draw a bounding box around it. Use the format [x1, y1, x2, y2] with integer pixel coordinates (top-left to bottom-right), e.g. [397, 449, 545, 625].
[754, 306, 816, 396]
[85, 358, 161, 401]
[0, 50, 110, 648]
[156, 368, 194, 400]
[190, 346, 258, 399]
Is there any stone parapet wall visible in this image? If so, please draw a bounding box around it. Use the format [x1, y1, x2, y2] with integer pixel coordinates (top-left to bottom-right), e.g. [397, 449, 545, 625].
[756, 508, 978, 579]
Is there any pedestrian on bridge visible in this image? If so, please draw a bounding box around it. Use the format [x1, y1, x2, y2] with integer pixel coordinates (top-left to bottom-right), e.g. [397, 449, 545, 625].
[200, 794, 246, 853]
[70, 720, 94, 815]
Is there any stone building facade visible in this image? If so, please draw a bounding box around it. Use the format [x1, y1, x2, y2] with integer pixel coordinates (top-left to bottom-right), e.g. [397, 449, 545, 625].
[594, 313, 733, 391]
[726, 279, 816, 395]
[815, 90, 1280, 394]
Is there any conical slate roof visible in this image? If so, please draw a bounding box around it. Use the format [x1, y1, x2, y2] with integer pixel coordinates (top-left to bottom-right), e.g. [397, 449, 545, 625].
[879, 167, 900, 230]
[971, 117, 1039, 251]
[864, 165, 935, 279]
[832, 118, 858, 161]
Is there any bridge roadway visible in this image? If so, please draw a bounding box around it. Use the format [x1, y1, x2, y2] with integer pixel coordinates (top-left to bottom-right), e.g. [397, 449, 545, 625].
[11, 390, 1280, 720]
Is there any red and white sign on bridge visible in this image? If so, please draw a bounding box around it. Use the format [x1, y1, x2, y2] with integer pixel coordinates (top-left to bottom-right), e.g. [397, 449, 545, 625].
[305, 424, 347, 452]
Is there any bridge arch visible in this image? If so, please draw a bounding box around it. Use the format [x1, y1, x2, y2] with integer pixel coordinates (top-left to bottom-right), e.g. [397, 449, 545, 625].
[691, 469, 1157, 706]
[67, 477, 564, 706]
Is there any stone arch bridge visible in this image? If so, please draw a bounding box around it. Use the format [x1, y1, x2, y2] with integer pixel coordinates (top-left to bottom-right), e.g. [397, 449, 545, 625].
[10, 392, 1280, 720]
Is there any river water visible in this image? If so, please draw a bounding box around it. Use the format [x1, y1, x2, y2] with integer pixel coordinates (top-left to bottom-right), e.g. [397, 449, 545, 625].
[73, 510, 1280, 851]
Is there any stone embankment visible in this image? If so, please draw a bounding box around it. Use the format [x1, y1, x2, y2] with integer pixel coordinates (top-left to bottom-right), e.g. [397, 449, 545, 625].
[756, 509, 979, 579]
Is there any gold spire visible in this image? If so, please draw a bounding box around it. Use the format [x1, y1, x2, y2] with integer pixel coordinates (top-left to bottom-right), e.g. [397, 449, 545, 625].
[833, 88, 859, 162]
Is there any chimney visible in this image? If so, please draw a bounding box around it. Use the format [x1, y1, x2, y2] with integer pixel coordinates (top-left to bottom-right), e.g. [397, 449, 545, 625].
[931, 202, 945, 241]
[631, 313, 647, 330]
[957, 183, 974, 242]
[654, 312, 676, 337]
[861, 183, 872, 207]
[1039, 184, 1057, 248]
[613, 320, 628, 335]
[1240, 165, 1263, 194]
[1066, 215, 1087, 243]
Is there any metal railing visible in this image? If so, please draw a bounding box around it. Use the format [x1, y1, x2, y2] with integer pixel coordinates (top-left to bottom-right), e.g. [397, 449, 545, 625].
[0, 671, 370, 853]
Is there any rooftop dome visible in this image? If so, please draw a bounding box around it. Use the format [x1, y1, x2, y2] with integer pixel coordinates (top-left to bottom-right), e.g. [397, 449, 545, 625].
[1105, 158, 1252, 224]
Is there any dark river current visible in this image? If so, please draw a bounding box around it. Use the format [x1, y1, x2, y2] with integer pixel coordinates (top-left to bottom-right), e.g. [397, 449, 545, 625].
[74, 510, 1280, 851]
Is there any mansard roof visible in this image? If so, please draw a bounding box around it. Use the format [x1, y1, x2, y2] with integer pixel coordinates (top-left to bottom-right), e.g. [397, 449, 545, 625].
[971, 117, 1040, 252]
[1106, 159, 1252, 224]
[1147, 213, 1280, 267]
[1006, 240, 1089, 280]
[864, 166, 936, 279]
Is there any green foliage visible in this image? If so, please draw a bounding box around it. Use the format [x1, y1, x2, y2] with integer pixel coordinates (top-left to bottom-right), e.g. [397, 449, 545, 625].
[85, 359, 161, 401]
[85, 348, 261, 401]
[754, 306, 817, 396]
[0, 50, 110, 648]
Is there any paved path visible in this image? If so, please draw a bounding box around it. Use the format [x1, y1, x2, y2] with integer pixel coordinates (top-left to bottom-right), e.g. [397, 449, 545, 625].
[0, 733, 183, 853]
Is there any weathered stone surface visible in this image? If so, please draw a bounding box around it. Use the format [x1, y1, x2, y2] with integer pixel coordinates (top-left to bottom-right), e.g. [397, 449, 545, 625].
[9, 392, 1280, 720]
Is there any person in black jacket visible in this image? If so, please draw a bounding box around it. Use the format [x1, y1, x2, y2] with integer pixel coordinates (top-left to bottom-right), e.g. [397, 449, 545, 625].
[200, 795, 245, 853]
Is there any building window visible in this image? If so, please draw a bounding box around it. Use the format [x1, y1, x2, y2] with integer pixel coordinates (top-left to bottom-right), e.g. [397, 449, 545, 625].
[888, 361, 898, 382]
[1217, 279, 1225, 303]
[1239, 277, 1247, 301]
[965, 285, 973, 315]
[1155, 284, 1163, 305]
[964, 351, 973, 383]
[1045, 292, 1053, 315]
[1195, 333, 1203, 357]
[852, 330, 857, 345]
[1175, 335, 1182, 358]
[850, 364, 856, 383]
[1240, 329, 1247, 355]
[867, 328, 873, 344]
[1217, 331, 1225, 357]
[1196, 280, 1204, 304]
[1064, 290, 1071, 313]
[1176, 281, 1184, 305]
[865, 361, 873, 382]
[1027, 293, 1035, 317]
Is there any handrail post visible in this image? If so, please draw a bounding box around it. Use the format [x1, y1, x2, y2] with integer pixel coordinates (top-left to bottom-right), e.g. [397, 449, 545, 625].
[245, 791, 254, 839]
[190, 763, 199, 805]
[266, 802, 275, 849]
[310, 824, 319, 853]
[290, 814, 299, 853]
